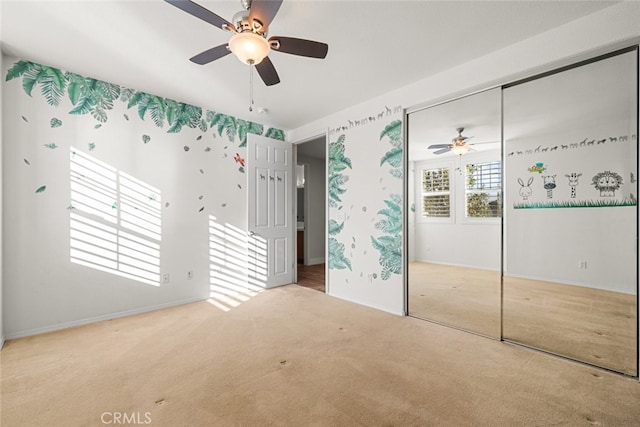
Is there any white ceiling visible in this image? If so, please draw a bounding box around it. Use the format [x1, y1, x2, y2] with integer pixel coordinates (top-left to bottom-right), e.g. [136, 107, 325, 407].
[407, 47, 637, 162]
[0, 0, 618, 131]
[408, 87, 502, 161]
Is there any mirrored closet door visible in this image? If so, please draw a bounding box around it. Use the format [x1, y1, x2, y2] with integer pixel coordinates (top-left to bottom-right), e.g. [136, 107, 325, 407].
[502, 48, 638, 375]
[407, 88, 502, 338]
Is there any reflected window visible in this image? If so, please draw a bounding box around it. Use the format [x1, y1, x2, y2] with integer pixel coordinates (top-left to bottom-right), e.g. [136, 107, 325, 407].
[69, 148, 161, 286]
[465, 161, 502, 218]
[422, 167, 450, 217]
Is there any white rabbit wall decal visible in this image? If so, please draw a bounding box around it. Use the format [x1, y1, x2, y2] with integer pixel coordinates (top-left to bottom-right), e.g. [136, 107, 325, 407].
[518, 177, 534, 201]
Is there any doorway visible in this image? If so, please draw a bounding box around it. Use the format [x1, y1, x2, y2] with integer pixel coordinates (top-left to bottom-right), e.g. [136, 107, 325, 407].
[295, 136, 327, 293]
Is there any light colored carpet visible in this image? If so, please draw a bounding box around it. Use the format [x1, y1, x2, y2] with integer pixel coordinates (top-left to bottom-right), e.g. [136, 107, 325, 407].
[2, 284, 640, 426]
[408, 262, 637, 375]
[408, 262, 501, 338]
[503, 276, 637, 376]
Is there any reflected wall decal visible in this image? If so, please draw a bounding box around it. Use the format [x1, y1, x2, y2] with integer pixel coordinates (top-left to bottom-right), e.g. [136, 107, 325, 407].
[592, 170, 623, 197]
[541, 174, 557, 199]
[509, 131, 637, 209]
[565, 172, 582, 198]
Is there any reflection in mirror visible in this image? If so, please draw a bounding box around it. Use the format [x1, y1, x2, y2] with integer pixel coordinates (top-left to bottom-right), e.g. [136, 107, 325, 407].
[407, 88, 502, 338]
[502, 49, 638, 375]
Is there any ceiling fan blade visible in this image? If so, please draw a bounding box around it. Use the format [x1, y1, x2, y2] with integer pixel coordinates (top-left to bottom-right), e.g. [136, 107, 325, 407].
[428, 144, 450, 149]
[248, 0, 283, 30]
[433, 147, 451, 155]
[255, 57, 280, 86]
[190, 44, 231, 65]
[270, 36, 328, 58]
[165, 0, 234, 31]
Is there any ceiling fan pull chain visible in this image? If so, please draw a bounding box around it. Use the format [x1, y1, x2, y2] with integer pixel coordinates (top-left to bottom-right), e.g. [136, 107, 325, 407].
[249, 61, 255, 112]
[249, 62, 252, 112]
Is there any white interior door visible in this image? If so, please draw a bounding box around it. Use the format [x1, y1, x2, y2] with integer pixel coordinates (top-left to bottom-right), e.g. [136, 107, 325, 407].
[248, 134, 293, 288]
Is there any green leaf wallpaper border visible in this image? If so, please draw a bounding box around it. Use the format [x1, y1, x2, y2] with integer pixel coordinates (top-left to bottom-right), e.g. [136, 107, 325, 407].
[328, 133, 353, 271]
[328, 134, 352, 209]
[379, 119, 403, 179]
[371, 193, 402, 280]
[6, 59, 285, 147]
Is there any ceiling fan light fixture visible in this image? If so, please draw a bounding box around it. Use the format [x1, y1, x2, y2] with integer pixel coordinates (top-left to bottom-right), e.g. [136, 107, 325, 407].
[450, 144, 470, 156]
[229, 32, 270, 65]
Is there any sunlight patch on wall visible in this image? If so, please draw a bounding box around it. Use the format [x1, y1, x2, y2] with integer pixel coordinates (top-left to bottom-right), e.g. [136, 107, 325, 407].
[208, 215, 266, 312]
[69, 149, 162, 286]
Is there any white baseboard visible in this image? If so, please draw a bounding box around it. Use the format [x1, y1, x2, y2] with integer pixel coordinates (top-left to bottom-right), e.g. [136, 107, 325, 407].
[0, 335, 5, 350]
[325, 292, 404, 317]
[4, 296, 206, 341]
[306, 257, 325, 265]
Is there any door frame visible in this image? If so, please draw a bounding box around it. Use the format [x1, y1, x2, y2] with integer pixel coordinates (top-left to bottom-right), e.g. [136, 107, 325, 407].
[292, 133, 329, 294]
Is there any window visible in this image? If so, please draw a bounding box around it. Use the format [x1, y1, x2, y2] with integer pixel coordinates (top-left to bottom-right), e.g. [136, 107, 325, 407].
[465, 161, 502, 218]
[422, 167, 450, 218]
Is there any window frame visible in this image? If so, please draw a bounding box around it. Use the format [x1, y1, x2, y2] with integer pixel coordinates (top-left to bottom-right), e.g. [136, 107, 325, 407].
[461, 157, 502, 223]
[416, 160, 455, 224]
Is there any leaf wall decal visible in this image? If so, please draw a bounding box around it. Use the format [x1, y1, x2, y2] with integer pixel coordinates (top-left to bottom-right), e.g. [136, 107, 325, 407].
[371, 194, 403, 280]
[35, 185, 47, 194]
[5, 60, 33, 81]
[328, 237, 352, 271]
[328, 219, 344, 236]
[265, 128, 285, 141]
[380, 119, 403, 179]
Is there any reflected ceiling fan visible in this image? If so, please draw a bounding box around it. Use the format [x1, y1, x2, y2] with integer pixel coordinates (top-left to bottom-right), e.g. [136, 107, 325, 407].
[428, 127, 481, 156]
[165, 0, 328, 87]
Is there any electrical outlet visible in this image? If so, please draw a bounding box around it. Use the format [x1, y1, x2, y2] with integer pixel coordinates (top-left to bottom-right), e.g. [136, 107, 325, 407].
[187, 270, 193, 280]
[579, 261, 587, 269]
[162, 273, 170, 283]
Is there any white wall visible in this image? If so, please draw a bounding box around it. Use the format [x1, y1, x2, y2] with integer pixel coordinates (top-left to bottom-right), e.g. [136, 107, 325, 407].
[2, 55, 284, 338]
[297, 153, 325, 265]
[503, 50, 637, 294]
[288, 2, 640, 371]
[413, 150, 501, 271]
[326, 109, 404, 315]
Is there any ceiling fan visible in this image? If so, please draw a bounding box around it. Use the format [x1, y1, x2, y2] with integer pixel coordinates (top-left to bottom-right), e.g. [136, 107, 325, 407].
[165, 0, 329, 86]
[428, 127, 478, 156]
